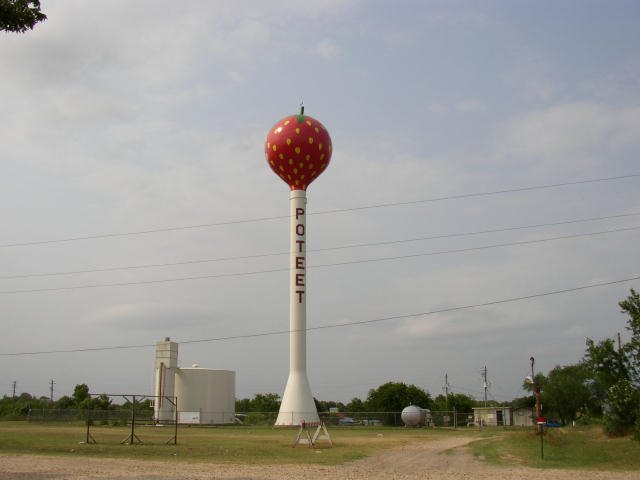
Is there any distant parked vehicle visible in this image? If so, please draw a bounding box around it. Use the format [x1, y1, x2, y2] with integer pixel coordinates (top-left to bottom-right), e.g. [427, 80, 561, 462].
[361, 419, 382, 426]
[338, 417, 357, 426]
[545, 420, 562, 427]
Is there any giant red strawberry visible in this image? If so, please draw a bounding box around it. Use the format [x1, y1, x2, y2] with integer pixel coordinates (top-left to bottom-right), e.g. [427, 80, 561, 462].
[265, 107, 332, 190]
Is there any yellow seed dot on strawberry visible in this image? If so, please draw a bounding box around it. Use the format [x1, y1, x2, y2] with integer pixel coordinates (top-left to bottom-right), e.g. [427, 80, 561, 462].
[318, 143, 323, 150]
[305, 154, 311, 161]
[299, 162, 304, 168]
[279, 153, 284, 159]
[284, 120, 290, 125]
[295, 147, 301, 154]
[279, 165, 284, 171]
[305, 120, 311, 126]
[314, 127, 319, 133]
[320, 153, 325, 160]
[286, 138, 292, 146]
[272, 145, 277, 151]
[308, 137, 314, 144]
[293, 168, 298, 174]
[289, 158, 293, 165]
[295, 128, 300, 134]
[309, 163, 313, 169]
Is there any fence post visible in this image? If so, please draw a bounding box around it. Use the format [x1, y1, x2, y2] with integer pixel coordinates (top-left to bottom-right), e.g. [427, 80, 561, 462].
[128, 395, 136, 445]
[173, 397, 178, 445]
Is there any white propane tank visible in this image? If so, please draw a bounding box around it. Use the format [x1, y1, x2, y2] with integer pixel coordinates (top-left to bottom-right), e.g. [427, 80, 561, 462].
[401, 405, 426, 427]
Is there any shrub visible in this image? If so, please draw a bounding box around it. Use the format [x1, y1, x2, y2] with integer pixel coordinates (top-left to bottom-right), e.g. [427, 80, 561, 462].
[603, 379, 639, 437]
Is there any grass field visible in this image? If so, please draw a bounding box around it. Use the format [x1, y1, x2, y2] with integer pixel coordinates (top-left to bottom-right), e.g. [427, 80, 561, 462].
[470, 426, 640, 471]
[0, 421, 480, 465]
[1, 421, 639, 470]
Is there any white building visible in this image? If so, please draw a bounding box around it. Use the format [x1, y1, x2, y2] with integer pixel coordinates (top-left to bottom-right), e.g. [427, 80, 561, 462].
[472, 406, 513, 427]
[153, 338, 235, 424]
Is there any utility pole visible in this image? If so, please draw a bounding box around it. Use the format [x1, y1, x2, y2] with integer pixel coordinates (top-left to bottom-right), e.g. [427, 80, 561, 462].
[443, 373, 450, 410]
[482, 366, 488, 407]
[49, 379, 55, 402]
[12, 381, 17, 398]
[530, 357, 542, 433]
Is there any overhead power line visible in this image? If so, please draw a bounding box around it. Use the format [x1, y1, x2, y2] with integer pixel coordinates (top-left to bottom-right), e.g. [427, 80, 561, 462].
[1, 274, 638, 357]
[0, 224, 638, 295]
[2, 211, 638, 280]
[1, 173, 638, 249]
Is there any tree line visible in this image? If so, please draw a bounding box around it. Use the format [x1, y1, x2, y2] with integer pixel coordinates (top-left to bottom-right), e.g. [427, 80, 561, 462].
[0, 384, 151, 419]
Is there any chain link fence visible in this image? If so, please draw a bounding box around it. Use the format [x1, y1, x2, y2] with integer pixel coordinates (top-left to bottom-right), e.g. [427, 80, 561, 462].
[235, 410, 473, 427]
[27, 408, 154, 426]
[25, 409, 474, 427]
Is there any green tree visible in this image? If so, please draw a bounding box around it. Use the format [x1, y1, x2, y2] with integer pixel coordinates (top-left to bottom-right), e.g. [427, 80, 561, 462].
[314, 398, 345, 413]
[511, 395, 535, 410]
[0, 392, 49, 419]
[78, 393, 112, 411]
[54, 395, 75, 409]
[72, 384, 90, 405]
[433, 393, 476, 413]
[366, 382, 432, 425]
[366, 382, 432, 412]
[603, 378, 640, 436]
[345, 397, 366, 412]
[0, 0, 46, 33]
[543, 364, 591, 425]
[584, 337, 626, 388]
[620, 288, 640, 385]
[235, 398, 251, 412]
[582, 289, 640, 437]
[249, 393, 280, 412]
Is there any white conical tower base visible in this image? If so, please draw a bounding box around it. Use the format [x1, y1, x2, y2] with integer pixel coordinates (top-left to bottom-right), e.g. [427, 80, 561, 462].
[275, 373, 319, 426]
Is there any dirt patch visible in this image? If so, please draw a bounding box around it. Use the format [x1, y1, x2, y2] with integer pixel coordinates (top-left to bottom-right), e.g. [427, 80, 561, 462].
[1, 436, 639, 480]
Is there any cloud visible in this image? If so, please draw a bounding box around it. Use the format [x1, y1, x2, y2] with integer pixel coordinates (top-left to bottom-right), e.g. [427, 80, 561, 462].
[86, 302, 216, 330]
[393, 308, 513, 340]
[316, 38, 340, 60]
[494, 103, 640, 174]
[428, 99, 485, 114]
[227, 70, 247, 84]
[502, 59, 558, 103]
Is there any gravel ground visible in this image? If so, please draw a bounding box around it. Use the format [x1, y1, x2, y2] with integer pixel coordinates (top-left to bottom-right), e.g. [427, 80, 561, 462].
[1, 436, 639, 480]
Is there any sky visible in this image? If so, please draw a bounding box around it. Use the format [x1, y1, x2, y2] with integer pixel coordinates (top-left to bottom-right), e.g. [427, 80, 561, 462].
[1, 0, 639, 406]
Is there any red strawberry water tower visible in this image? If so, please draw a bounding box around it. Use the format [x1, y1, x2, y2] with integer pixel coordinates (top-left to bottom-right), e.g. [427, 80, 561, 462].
[265, 106, 332, 426]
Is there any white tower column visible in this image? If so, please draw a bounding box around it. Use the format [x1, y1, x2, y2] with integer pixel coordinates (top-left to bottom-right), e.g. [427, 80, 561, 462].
[275, 189, 320, 426]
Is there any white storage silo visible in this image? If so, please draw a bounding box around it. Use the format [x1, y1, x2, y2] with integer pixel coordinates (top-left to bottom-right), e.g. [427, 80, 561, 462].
[174, 367, 235, 424]
[153, 338, 178, 422]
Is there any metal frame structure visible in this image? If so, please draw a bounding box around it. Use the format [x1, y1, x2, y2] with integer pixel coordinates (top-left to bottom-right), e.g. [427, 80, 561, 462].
[293, 421, 332, 448]
[85, 394, 178, 445]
